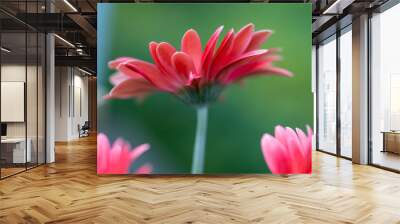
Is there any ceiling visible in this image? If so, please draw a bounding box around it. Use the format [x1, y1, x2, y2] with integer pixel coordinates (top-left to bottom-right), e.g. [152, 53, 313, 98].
[0, 0, 392, 74]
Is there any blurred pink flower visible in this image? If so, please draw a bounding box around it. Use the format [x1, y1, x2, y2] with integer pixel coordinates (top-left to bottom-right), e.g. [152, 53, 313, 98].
[97, 133, 152, 174]
[105, 23, 292, 105]
[261, 126, 312, 174]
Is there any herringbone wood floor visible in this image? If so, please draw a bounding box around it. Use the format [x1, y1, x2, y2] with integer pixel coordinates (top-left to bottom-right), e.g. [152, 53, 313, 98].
[1, 135, 400, 224]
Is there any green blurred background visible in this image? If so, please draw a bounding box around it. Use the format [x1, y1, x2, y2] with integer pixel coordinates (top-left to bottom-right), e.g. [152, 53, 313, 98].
[97, 3, 312, 174]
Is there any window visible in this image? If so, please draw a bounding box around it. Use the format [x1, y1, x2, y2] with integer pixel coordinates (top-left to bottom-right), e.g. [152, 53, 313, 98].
[371, 3, 400, 171]
[317, 35, 337, 154]
[339, 27, 352, 158]
[0, 1, 47, 179]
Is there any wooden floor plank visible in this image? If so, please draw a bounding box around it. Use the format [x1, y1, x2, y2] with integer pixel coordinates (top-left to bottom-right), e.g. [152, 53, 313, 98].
[0, 135, 400, 223]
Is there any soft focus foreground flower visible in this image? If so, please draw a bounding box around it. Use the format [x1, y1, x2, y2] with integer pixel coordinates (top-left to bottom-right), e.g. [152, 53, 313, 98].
[105, 23, 292, 105]
[261, 126, 312, 174]
[97, 133, 152, 174]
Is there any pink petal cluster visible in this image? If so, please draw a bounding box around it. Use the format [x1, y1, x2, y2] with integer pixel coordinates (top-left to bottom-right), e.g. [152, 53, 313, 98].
[106, 23, 292, 104]
[97, 133, 152, 174]
[261, 126, 312, 174]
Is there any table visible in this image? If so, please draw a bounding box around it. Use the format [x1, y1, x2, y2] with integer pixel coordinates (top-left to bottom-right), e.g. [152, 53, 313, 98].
[1, 138, 31, 164]
[381, 131, 400, 154]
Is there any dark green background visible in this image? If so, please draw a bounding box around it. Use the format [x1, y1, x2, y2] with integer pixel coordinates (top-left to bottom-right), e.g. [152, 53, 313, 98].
[97, 3, 312, 174]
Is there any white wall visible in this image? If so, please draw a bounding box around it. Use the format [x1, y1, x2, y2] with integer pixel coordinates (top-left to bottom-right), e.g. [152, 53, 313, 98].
[55, 67, 89, 141]
[55, 67, 69, 141]
[1, 65, 26, 141]
[1, 63, 46, 163]
[1, 65, 39, 138]
[1, 82, 25, 122]
[72, 73, 89, 138]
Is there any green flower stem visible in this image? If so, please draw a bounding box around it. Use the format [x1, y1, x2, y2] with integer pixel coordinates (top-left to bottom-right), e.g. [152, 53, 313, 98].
[191, 106, 209, 174]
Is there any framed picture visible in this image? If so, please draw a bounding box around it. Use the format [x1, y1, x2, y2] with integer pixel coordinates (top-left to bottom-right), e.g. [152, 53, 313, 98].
[97, 3, 312, 174]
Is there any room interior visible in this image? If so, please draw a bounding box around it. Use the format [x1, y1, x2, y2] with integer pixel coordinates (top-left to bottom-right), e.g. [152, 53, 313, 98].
[370, 4, 400, 170]
[0, 30, 46, 178]
[0, 0, 96, 179]
[54, 66, 91, 142]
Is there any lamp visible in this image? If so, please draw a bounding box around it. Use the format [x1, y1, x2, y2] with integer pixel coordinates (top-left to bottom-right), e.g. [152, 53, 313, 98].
[1, 47, 11, 53]
[63, 0, 78, 12]
[54, 34, 75, 48]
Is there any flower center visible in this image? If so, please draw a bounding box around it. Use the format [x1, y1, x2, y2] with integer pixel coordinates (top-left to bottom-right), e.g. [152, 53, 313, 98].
[176, 84, 224, 106]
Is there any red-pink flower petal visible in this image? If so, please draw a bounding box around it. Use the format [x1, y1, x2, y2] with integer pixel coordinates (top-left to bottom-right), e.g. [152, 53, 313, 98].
[216, 49, 269, 81]
[108, 57, 135, 69]
[97, 133, 111, 174]
[156, 42, 187, 88]
[296, 128, 311, 172]
[130, 143, 150, 162]
[220, 60, 270, 84]
[105, 77, 154, 100]
[221, 54, 292, 84]
[246, 30, 272, 52]
[181, 29, 202, 75]
[211, 29, 272, 81]
[296, 128, 309, 156]
[109, 72, 131, 86]
[261, 126, 313, 174]
[107, 139, 127, 173]
[261, 133, 291, 174]
[229, 23, 255, 58]
[306, 126, 313, 173]
[149, 41, 166, 74]
[274, 125, 287, 146]
[260, 67, 293, 77]
[223, 49, 269, 69]
[149, 41, 158, 58]
[284, 127, 307, 173]
[156, 42, 178, 76]
[97, 133, 152, 174]
[201, 25, 224, 80]
[209, 28, 235, 79]
[117, 59, 176, 92]
[135, 164, 153, 174]
[172, 52, 197, 85]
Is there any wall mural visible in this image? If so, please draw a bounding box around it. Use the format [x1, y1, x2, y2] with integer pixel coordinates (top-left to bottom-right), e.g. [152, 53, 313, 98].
[97, 3, 312, 174]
